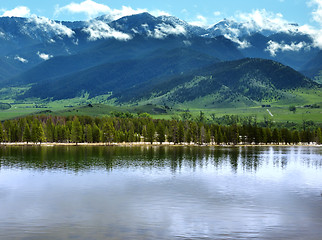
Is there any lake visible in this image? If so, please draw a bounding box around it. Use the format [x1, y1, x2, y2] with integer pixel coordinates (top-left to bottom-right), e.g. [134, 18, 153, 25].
[0, 146, 321, 240]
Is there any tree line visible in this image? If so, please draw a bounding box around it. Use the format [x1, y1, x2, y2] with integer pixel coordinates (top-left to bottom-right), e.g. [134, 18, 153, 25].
[0, 114, 321, 145]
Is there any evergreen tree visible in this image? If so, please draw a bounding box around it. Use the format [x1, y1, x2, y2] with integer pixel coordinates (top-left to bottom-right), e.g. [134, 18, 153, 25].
[316, 128, 322, 144]
[102, 121, 115, 143]
[147, 121, 155, 144]
[186, 128, 192, 144]
[92, 124, 100, 143]
[205, 129, 211, 144]
[217, 127, 224, 144]
[156, 122, 165, 144]
[142, 126, 147, 142]
[272, 128, 280, 144]
[190, 122, 198, 143]
[128, 127, 135, 142]
[22, 123, 32, 143]
[86, 124, 93, 143]
[265, 128, 272, 144]
[31, 120, 46, 143]
[71, 116, 83, 143]
[177, 121, 184, 144]
[292, 130, 300, 144]
[0, 123, 3, 143]
[45, 118, 55, 142]
[199, 125, 206, 144]
[231, 124, 239, 145]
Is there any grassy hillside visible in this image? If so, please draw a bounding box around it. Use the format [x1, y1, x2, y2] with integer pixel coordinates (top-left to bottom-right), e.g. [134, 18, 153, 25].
[117, 58, 318, 106]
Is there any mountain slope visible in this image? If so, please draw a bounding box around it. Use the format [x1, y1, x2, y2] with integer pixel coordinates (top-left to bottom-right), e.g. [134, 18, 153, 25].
[116, 58, 318, 107]
[7, 34, 242, 87]
[302, 50, 322, 79]
[22, 48, 219, 99]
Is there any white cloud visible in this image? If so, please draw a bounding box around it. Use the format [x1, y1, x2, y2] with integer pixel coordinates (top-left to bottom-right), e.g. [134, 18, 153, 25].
[55, 0, 111, 18]
[83, 20, 132, 41]
[237, 9, 297, 34]
[37, 52, 53, 60]
[150, 10, 170, 17]
[233, 8, 322, 50]
[14, 56, 28, 63]
[27, 16, 74, 37]
[1, 6, 30, 18]
[265, 40, 311, 56]
[213, 11, 221, 17]
[189, 15, 208, 27]
[309, 0, 322, 26]
[298, 24, 322, 48]
[153, 23, 186, 39]
[224, 34, 251, 49]
[55, 0, 167, 20]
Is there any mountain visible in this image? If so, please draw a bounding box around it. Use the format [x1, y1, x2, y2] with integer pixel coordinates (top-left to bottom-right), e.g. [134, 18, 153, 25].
[21, 48, 219, 99]
[301, 50, 322, 79]
[0, 12, 321, 105]
[8, 34, 243, 88]
[115, 58, 318, 107]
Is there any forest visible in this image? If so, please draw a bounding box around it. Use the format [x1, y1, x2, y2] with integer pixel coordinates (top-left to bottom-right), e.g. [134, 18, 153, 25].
[0, 113, 321, 145]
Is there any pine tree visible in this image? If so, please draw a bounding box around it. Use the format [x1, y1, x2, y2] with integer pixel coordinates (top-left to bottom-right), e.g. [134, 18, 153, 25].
[272, 128, 280, 143]
[22, 123, 32, 143]
[156, 122, 165, 144]
[147, 121, 155, 144]
[128, 127, 135, 142]
[205, 129, 211, 144]
[177, 121, 184, 144]
[102, 121, 115, 143]
[86, 124, 93, 143]
[186, 128, 192, 144]
[92, 124, 100, 143]
[31, 120, 46, 143]
[190, 122, 198, 143]
[231, 124, 239, 145]
[0, 123, 3, 143]
[292, 130, 300, 144]
[316, 128, 322, 144]
[142, 126, 147, 142]
[71, 116, 83, 143]
[45, 118, 55, 142]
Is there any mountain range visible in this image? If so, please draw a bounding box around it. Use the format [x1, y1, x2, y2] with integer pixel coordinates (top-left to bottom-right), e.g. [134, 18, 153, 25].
[0, 12, 321, 106]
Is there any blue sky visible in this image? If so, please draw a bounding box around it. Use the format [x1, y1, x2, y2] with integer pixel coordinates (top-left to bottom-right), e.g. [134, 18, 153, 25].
[0, 0, 321, 28]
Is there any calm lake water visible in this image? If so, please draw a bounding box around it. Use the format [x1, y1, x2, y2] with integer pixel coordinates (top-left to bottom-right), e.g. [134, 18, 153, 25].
[0, 146, 321, 240]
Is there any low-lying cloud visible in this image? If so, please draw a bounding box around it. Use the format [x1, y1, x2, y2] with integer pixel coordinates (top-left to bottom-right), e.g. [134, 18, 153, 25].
[83, 20, 132, 41]
[265, 40, 311, 56]
[27, 16, 75, 38]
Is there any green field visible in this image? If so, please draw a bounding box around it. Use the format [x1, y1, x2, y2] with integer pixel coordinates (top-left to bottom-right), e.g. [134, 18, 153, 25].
[0, 88, 321, 124]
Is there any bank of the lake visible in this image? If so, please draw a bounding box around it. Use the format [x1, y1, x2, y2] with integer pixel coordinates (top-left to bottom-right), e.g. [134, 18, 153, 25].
[0, 141, 321, 147]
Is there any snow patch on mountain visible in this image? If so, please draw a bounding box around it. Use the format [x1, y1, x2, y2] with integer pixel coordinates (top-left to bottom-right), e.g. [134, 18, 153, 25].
[14, 56, 28, 63]
[37, 52, 53, 60]
[153, 23, 186, 39]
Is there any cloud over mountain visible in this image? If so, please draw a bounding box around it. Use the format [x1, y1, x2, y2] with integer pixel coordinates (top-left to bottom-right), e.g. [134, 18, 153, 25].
[1, 6, 31, 18]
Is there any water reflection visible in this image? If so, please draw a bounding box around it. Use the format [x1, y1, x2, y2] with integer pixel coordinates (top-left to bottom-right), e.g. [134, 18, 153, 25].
[0, 146, 322, 240]
[0, 146, 321, 173]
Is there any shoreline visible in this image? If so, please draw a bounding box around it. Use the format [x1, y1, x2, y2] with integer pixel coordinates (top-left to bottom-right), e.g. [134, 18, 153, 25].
[0, 142, 321, 147]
